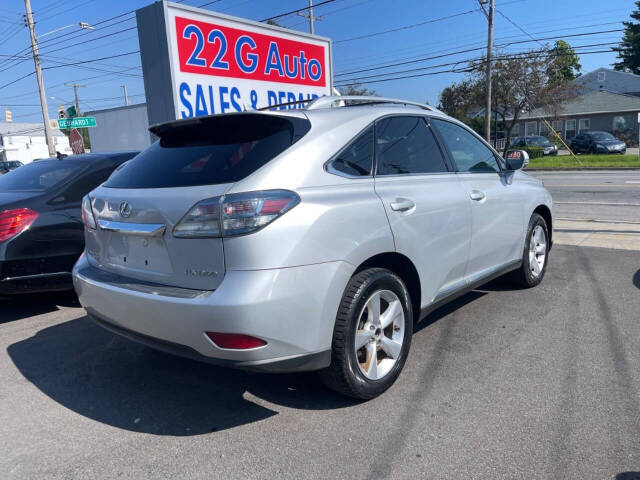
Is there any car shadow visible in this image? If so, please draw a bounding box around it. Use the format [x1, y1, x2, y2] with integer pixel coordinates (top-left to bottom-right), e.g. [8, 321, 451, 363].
[0, 291, 78, 324]
[633, 269, 640, 290]
[414, 290, 487, 334]
[7, 315, 358, 436]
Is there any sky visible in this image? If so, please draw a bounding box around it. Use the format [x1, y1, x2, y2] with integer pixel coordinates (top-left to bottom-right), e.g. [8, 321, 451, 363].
[0, 0, 635, 124]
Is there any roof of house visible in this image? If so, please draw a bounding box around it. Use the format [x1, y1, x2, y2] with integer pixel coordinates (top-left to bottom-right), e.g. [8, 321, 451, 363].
[575, 67, 640, 95]
[0, 122, 67, 137]
[518, 90, 640, 120]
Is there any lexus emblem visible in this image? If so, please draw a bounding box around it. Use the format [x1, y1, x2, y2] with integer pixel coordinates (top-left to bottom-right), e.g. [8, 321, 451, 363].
[119, 202, 132, 218]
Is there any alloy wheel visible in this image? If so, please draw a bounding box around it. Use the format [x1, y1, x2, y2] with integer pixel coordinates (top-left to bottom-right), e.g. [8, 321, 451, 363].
[354, 289, 406, 380]
[529, 225, 547, 277]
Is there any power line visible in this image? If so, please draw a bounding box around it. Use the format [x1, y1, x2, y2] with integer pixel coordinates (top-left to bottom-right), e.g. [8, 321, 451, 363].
[334, 48, 614, 87]
[334, 7, 481, 44]
[336, 41, 618, 84]
[261, 0, 337, 22]
[335, 27, 624, 77]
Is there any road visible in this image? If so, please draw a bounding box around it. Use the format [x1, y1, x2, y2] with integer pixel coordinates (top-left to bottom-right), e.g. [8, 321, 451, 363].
[1, 171, 639, 479]
[532, 169, 640, 223]
[530, 170, 640, 252]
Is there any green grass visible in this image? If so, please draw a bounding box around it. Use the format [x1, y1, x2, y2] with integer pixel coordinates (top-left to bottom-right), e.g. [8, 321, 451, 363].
[527, 154, 640, 169]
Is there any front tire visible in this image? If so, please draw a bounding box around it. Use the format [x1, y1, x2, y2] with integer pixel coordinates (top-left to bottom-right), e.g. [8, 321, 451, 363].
[507, 213, 549, 288]
[320, 268, 413, 400]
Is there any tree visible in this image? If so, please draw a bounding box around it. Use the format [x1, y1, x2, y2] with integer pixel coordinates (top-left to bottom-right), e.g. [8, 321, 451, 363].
[438, 44, 578, 153]
[548, 40, 581, 81]
[613, 1, 640, 73]
[338, 83, 378, 96]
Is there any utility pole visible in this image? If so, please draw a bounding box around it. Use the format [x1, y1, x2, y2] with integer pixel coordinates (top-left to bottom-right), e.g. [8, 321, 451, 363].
[479, 0, 494, 142]
[65, 82, 84, 115]
[24, 0, 56, 157]
[121, 84, 130, 106]
[297, 0, 321, 35]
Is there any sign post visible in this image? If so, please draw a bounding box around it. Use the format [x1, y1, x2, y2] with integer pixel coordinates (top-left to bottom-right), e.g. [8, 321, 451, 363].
[136, 1, 333, 127]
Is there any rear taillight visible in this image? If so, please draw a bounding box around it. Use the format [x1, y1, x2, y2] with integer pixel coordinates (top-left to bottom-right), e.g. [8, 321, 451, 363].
[0, 208, 38, 243]
[205, 332, 267, 350]
[82, 196, 96, 230]
[173, 190, 299, 238]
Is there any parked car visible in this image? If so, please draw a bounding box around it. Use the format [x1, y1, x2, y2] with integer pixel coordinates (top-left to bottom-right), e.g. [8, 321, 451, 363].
[569, 131, 626, 154]
[72, 97, 553, 399]
[510, 136, 558, 155]
[0, 161, 23, 175]
[0, 151, 138, 294]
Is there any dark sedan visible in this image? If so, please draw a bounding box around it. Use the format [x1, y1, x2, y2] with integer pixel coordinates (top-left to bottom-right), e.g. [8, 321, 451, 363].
[0, 161, 23, 175]
[510, 136, 558, 155]
[569, 131, 627, 154]
[0, 151, 138, 294]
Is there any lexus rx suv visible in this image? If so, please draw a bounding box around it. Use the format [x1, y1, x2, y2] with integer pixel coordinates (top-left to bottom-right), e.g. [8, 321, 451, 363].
[73, 97, 553, 399]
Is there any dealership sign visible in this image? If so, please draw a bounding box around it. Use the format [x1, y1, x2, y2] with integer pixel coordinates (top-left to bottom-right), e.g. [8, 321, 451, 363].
[136, 2, 332, 126]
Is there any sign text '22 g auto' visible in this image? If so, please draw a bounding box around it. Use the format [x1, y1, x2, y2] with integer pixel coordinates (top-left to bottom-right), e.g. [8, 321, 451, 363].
[163, 3, 332, 117]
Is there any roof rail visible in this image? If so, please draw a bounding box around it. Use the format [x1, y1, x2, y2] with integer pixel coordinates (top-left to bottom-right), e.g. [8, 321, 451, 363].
[306, 95, 438, 112]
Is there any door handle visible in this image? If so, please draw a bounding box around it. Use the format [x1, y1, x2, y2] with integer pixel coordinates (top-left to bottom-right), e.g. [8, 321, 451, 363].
[470, 190, 486, 201]
[390, 198, 415, 212]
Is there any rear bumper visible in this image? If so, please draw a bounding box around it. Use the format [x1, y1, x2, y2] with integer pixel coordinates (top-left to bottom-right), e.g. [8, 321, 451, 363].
[72, 254, 354, 372]
[0, 256, 76, 294]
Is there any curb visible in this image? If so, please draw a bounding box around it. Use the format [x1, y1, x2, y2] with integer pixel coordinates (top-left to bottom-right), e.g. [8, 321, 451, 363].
[526, 167, 640, 171]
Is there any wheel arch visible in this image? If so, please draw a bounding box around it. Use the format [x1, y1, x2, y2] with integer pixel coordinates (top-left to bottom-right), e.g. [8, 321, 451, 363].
[533, 204, 553, 245]
[354, 252, 421, 323]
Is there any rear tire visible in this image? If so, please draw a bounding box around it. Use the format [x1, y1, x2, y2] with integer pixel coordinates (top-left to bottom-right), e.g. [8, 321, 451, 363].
[320, 268, 413, 400]
[507, 213, 549, 288]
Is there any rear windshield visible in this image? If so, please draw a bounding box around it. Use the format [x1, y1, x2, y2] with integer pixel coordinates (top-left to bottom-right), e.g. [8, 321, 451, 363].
[0, 160, 84, 191]
[104, 113, 310, 189]
[528, 137, 552, 146]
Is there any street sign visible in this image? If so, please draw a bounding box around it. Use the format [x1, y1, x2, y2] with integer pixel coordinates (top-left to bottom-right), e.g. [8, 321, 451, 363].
[69, 128, 85, 155]
[136, 1, 332, 126]
[57, 117, 97, 129]
[66, 105, 77, 118]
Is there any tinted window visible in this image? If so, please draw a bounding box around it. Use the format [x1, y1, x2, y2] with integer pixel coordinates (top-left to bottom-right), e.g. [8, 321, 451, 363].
[0, 160, 84, 191]
[591, 132, 615, 141]
[431, 119, 500, 173]
[64, 166, 118, 203]
[329, 126, 373, 176]
[375, 116, 447, 175]
[105, 114, 309, 188]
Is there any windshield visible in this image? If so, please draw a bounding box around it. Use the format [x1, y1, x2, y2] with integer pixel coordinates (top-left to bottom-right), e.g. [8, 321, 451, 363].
[0, 160, 84, 191]
[528, 137, 552, 146]
[591, 132, 615, 141]
[105, 114, 310, 189]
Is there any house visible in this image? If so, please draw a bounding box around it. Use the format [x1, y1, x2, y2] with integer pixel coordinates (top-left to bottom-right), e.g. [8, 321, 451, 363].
[0, 122, 71, 164]
[510, 68, 640, 145]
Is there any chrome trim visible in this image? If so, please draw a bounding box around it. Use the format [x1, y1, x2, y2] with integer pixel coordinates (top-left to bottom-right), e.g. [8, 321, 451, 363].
[97, 219, 166, 237]
[1, 271, 70, 282]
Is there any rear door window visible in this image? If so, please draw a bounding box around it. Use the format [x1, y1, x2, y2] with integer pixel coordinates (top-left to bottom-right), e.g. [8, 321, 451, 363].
[104, 113, 310, 189]
[375, 116, 448, 175]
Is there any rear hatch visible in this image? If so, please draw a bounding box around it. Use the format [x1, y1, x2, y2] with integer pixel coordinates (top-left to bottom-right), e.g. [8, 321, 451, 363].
[87, 112, 310, 290]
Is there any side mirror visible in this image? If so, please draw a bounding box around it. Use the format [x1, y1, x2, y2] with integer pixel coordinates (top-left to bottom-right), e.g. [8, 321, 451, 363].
[505, 149, 529, 170]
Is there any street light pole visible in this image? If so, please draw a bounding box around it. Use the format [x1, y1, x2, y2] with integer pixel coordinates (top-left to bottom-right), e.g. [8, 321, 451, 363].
[24, 0, 56, 157]
[480, 0, 495, 143]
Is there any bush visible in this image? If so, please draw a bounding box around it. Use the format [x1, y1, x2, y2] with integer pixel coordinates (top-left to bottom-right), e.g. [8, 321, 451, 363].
[522, 145, 544, 159]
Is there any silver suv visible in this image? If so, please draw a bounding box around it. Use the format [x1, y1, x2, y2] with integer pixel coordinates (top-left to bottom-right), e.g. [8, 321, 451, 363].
[73, 96, 552, 399]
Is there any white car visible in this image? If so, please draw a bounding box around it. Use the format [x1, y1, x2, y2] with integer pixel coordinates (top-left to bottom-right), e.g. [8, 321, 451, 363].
[73, 96, 553, 399]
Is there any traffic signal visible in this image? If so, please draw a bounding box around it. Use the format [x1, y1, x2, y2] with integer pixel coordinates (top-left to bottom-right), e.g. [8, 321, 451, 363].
[58, 105, 66, 119]
[4, 108, 11, 123]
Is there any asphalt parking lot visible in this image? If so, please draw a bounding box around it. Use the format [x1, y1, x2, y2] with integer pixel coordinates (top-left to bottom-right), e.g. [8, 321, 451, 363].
[1, 171, 639, 479]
